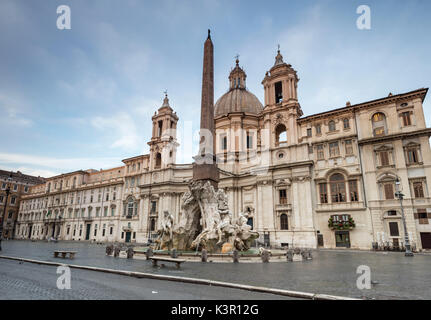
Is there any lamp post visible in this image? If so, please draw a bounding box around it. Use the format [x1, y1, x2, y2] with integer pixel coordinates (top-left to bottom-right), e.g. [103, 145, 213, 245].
[395, 178, 414, 257]
[0, 173, 13, 251]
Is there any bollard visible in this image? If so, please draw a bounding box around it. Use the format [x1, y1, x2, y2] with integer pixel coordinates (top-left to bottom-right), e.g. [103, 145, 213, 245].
[286, 249, 293, 262]
[127, 247, 134, 259]
[171, 248, 178, 259]
[261, 249, 270, 263]
[113, 246, 120, 258]
[232, 250, 239, 263]
[145, 247, 153, 260]
[201, 249, 208, 262]
[105, 244, 113, 256]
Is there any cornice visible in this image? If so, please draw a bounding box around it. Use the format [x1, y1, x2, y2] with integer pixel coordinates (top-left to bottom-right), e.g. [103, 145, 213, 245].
[358, 128, 431, 145]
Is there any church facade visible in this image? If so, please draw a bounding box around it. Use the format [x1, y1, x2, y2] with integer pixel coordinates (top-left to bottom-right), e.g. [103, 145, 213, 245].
[16, 49, 431, 251]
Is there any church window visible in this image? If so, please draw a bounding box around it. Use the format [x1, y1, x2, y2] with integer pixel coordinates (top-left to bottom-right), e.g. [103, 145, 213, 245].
[151, 201, 157, 215]
[328, 120, 336, 132]
[157, 120, 163, 137]
[221, 135, 227, 151]
[155, 153, 162, 168]
[279, 189, 287, 204]
[275, 124, 287, 146]
[280, 214, 288, 230]
[275, 81, 283, 103]
[246, 134, 253, 149]
[330, 173, 346, 203]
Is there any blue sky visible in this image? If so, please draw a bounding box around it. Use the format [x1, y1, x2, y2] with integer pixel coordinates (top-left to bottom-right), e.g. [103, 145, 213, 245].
[0, 0, 430, 177]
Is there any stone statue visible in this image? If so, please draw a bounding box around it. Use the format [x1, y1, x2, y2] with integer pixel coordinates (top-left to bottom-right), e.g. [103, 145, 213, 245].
[155, 180, 259, 253]
[156, 210, 174, 250]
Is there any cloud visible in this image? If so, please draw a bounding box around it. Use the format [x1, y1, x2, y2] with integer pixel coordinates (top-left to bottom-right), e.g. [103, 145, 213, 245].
[0, 92, 34, 127]
[0, 152, 122, 175]
[91, 112, 144, 151]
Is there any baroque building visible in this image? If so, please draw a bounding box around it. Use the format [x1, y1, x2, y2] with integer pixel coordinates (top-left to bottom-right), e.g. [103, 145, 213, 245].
[16, 47, 431, 251]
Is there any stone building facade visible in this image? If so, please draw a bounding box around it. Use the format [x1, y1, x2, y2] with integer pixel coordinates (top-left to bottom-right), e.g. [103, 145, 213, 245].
[16, 49, 431, 251]
[0, 170, 45, 239]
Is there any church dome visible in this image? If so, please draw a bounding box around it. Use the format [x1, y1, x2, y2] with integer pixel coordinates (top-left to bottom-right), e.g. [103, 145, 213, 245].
[214, 58, 263, 117]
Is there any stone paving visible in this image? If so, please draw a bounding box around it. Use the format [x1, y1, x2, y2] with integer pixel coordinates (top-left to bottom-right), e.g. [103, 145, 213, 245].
[0, 259, 292, 300]
[1, 240, 430, 299]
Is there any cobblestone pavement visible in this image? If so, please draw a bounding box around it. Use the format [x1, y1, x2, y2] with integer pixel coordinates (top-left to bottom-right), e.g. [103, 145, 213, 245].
[0, 259, 294, 300]
[1, 240, 431, 299]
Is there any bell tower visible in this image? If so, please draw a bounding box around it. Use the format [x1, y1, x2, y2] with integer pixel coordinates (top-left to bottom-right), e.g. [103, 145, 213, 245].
[262, 48, 303, 147]
[148, 93, 179, 170]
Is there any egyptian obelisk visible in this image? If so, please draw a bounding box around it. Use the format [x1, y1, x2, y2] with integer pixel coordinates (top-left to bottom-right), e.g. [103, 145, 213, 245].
[192, 30, 219, 187]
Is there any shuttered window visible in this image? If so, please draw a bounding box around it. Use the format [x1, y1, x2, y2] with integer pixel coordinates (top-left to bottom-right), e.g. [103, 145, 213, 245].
[384, 183, 394, 200]
[379, 151, 389, 166]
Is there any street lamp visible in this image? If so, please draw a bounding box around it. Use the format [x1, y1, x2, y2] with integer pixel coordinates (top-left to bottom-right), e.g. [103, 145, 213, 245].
[0, 173, 13, 251]
[395, 178, 414, 257]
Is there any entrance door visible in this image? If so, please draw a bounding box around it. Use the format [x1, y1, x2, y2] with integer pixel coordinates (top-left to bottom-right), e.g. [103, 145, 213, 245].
[335, 231, 350, 248]
[420, 233, 431, 249]
[317, 234, 324, 247]
[28, 226, 32, 239]
[85, 224, 91, 240]
[125, 232, 131, 243]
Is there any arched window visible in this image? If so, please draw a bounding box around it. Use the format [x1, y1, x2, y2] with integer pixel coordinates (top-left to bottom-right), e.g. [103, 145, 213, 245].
[343, 118, 350, 129]
[330, 173, 346, 203]
[328, 120, 336, 132]
[155, 153, 162, 168]
[372, 112, 387, 136]
[275, 124, 287, 146]
[280, 214, 288, 230]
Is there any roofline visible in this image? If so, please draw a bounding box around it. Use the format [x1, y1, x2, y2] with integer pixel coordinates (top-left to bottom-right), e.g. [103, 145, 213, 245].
[297, 88, 428, 122]
[122, 154, 149, 163]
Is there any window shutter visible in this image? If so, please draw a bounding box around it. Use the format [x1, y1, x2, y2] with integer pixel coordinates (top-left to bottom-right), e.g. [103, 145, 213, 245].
[414, 212, 419, 219]
[384, 184, 394, 200]
[428, 212, 431, 219]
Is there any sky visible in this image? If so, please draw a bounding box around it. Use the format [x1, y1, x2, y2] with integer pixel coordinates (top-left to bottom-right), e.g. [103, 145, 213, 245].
[0, 0, 430, 178]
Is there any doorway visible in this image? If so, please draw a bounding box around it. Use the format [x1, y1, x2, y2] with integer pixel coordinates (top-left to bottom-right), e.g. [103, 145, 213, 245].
[85, 224, 91, 240]
[125, 231, 131, 243]
[335, 231, 350, 248]
[28, 226, 32, 239]
[420, 233, 431, 249]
